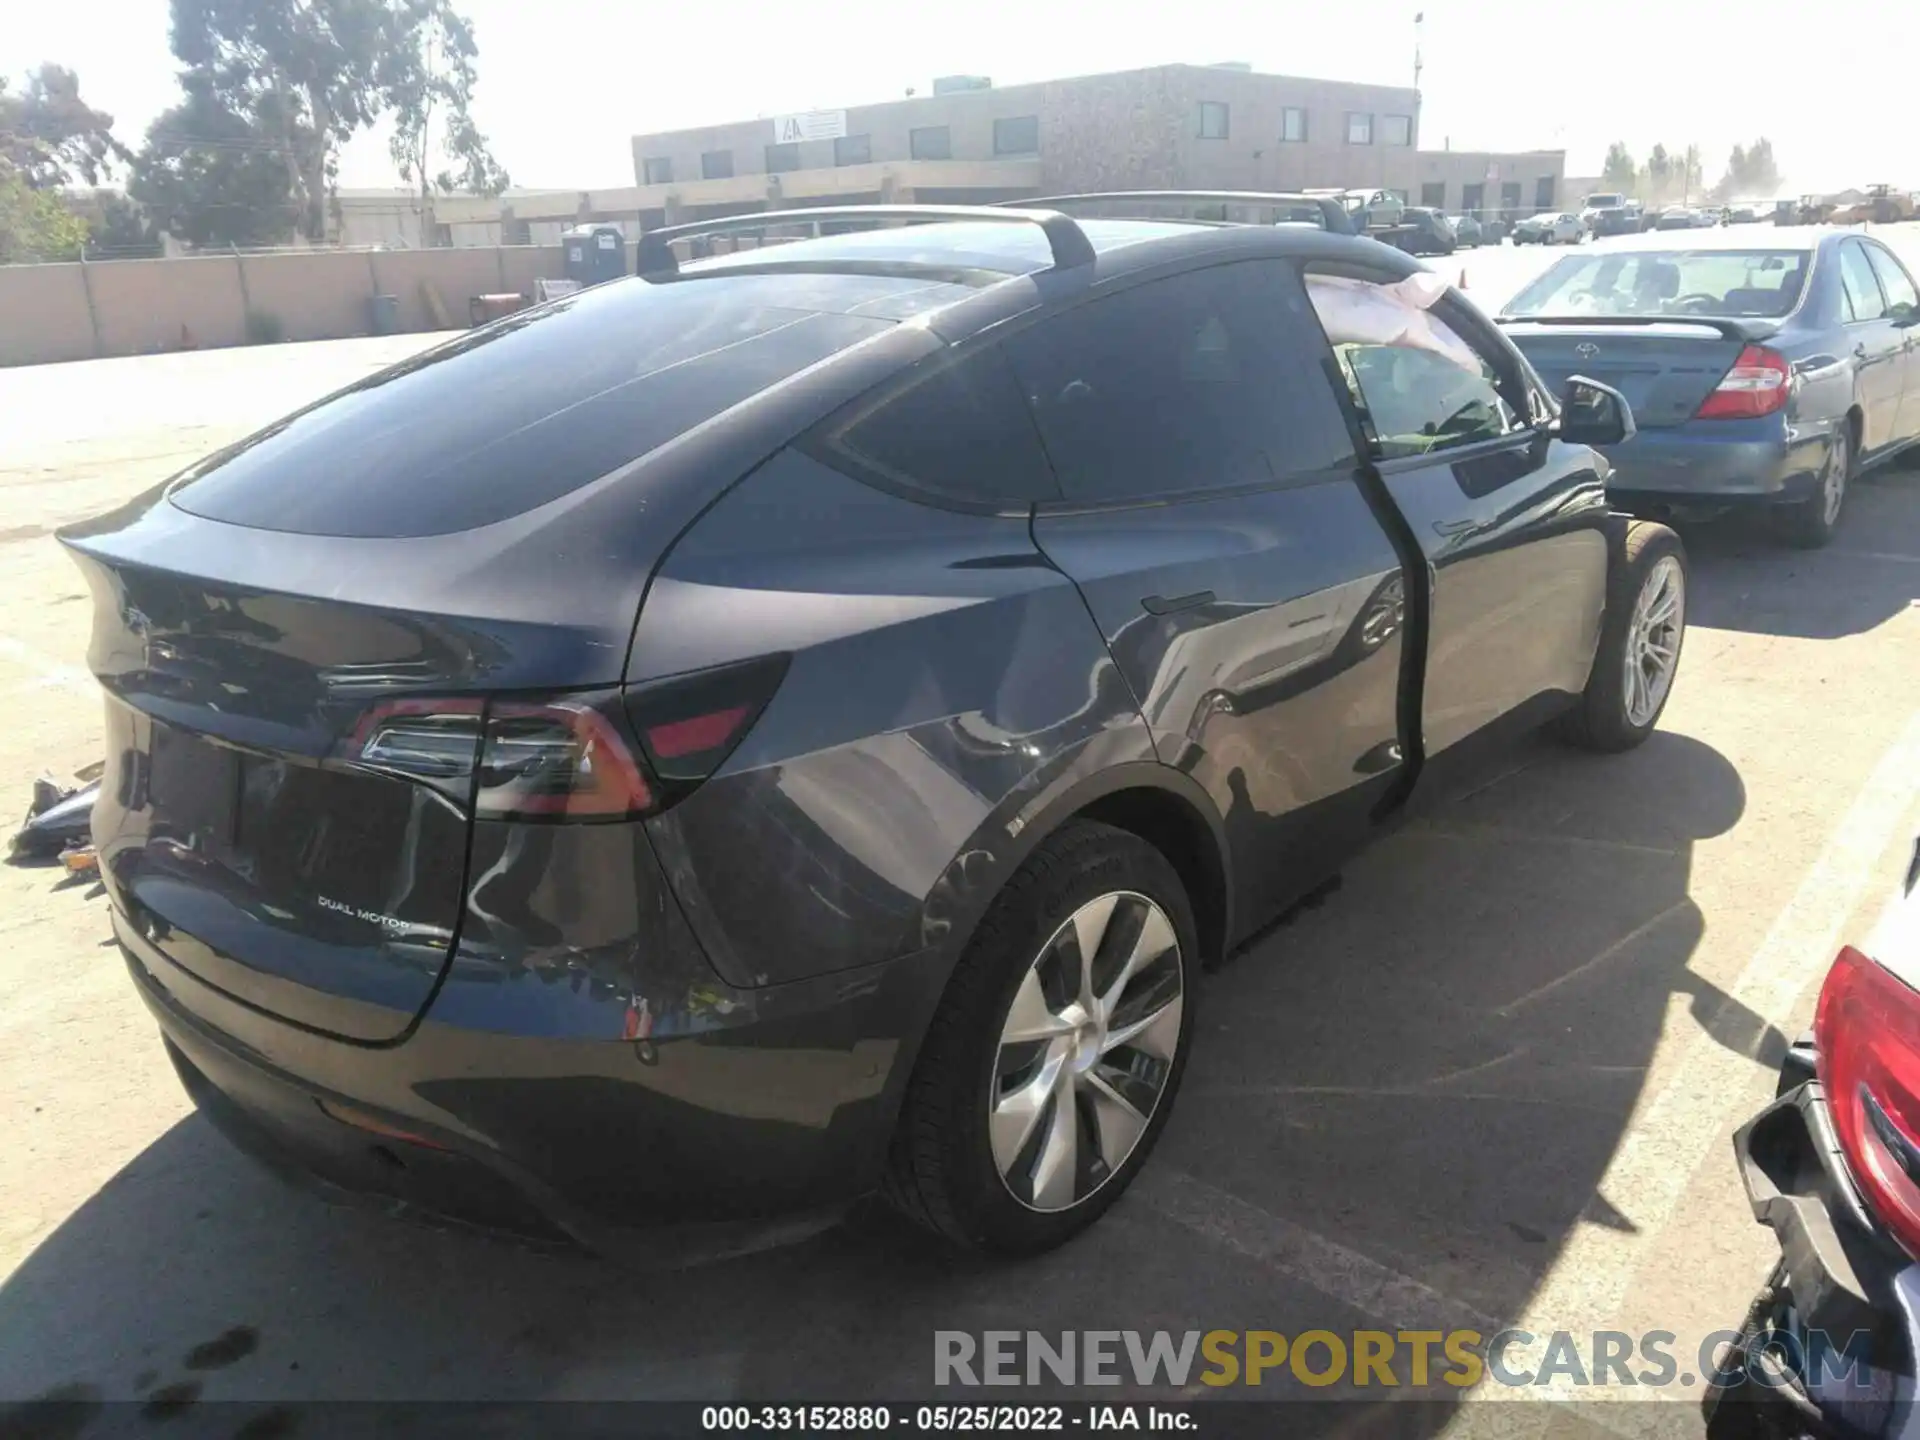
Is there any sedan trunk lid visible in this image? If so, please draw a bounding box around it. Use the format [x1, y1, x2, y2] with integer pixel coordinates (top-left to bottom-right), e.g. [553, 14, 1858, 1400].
[1499, 318, 1773, 428]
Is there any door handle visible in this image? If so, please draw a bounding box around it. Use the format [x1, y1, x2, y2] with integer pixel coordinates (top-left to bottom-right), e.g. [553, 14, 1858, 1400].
[1855, 343, 1870, 362]
[1141, 590, 1215, 616]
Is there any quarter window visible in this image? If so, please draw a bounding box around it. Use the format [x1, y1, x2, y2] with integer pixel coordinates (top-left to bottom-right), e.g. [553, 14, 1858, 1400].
[1003, 261, 1356, 505]
[825, 347, 1058, 506]
[1307, 274, 1526, 460]
[1864, 244, 1920, 315]
[1839, 241, 1887, 321]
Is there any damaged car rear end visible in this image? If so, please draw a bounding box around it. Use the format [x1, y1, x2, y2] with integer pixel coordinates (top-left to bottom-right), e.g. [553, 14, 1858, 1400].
[1710, 842, 1920, 1437]
[62, 273, 939, 1257]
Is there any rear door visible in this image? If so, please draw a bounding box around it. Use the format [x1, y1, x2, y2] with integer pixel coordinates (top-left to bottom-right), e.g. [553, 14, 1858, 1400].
[1838, 238, 1907, 456]
[1861, 241, 1920, 445]
[1013, 260, 1410, 939]
[1306, 265, 1610, 761]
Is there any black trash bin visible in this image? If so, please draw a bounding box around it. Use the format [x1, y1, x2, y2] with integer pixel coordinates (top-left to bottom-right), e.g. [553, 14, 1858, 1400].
[366, 293, 401, 335]
[562, 224, 627, 286]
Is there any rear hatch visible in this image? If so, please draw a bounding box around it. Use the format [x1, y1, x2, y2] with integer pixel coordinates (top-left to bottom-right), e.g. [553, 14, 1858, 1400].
[66, 269, 906, 1040]
[1499, 319, 1765, 428]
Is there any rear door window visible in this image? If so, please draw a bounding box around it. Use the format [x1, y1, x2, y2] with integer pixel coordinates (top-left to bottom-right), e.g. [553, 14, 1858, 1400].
[1865, 244, 1920, 315]
[1002, 261, 1357, 504]
[820, 346, 1058, 506]
[1839, 241, 1888, 322]
[169, 281, 890, 537]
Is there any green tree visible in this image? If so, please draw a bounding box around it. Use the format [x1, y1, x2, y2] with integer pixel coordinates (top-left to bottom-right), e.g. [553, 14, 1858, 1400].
[1643, 144, 1673, 204]
[0, 164, 90, 261]
[1742, 138, 1781, 197]
[127, 85, 300, 248]
[0, 64, 128, 189]
[387, 3, 508, 243]
[1600, 142, 1638, 195]
[1681, 144, 1704, 202]
[169, 0, 507, 242]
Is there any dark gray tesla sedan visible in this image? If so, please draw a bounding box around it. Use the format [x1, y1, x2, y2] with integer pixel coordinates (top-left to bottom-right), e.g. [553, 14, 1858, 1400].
[62, 202, 1685, 1257]
[1499, 228, 1920, 546]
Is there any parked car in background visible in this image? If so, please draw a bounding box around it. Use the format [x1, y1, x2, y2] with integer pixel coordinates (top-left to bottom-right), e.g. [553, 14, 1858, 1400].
[1695, 208, 1727, 228]
[1512, 211, 1585, 245]
[63, 201, 1684, 1259]
[1499, 229, 1920, 546]
[1580, 192, 1627, 230]
[1448, 213, 1483, 247]
[1726, 203, 1761, 224]
[1653, 208, 1699, 231]
[1398, 207, 1456, 255]
[1706, 838, 1920, 1437]
[1588, 206, 1640, 238]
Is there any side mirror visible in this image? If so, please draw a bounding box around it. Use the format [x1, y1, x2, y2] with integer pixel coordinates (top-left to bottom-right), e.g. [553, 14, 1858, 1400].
[1558, 374, 1636, 447]
[1891, 301, 1920, 328]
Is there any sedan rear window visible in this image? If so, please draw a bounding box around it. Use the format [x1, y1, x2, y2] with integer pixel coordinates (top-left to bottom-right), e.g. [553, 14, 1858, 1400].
[1504, 250, 1812, 320]
[169, 281, 890, 538]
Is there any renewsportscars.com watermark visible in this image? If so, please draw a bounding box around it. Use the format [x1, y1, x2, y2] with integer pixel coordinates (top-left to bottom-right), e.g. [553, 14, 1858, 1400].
[934, 1328, 1874, 1391]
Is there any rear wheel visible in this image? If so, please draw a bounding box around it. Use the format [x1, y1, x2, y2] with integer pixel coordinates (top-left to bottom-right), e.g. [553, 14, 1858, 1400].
[1558, 521, 1687, 752]
[884, 821, 1196, 1254]
[1774, 425, 1852, 548]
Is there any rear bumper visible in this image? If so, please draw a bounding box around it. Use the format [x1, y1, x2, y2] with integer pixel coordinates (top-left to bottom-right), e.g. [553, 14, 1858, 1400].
[1602, 418, 1831, 511]
[120, 902, 951, 1261]
[1714, 1065, 1919, 1437]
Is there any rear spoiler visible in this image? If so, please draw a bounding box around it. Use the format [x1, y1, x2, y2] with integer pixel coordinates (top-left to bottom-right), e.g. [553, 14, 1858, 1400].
[1493, 315, 1780, 343]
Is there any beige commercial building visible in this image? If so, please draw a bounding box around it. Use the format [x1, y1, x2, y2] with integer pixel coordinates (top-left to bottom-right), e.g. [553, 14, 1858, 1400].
[338, 64, 1567, 246]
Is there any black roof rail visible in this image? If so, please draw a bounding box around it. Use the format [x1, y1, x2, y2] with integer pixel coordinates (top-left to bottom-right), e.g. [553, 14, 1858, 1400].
[995, 190, 1358, 235]
[634, 204, 1096, 280]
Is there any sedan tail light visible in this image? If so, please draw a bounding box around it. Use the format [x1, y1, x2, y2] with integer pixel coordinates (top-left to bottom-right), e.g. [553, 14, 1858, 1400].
[1695, 344, 1792, 419]
[1815, 944, 1920, 1258]
[340, 656, 789, 821]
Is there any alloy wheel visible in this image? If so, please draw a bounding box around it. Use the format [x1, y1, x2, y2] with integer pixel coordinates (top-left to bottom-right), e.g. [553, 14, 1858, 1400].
[990, 892, 1184, 1212]
[1822, 432, 1850, 528]
[1623, 555, 1685, 728]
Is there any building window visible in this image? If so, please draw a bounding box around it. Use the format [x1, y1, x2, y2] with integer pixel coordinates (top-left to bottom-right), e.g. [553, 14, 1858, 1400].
[642, 156, 673, 185]
[1535, 175, 1556, 208]
[1199, 101, 1229, 139]
[834, 134, 871, 167]
[1280, 107, 1307, 142]
[701, 150, 734, 180]
[1420, 181, 1446, 207]
[764, 142, 801, 174]
[1501, 182, 1522, 210]
[994, 115, 1039, 156]
[910, 125, 951, 160]
[1461, 183, 1484, 213]
[1346, 113, 1373, 145]
[1381, 114, 1412, 146]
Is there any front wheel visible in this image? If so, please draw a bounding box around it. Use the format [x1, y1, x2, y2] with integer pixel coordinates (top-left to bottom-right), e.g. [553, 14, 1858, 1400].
[883, 821, 1197, 1254]
[1557, 521, 1687, 752]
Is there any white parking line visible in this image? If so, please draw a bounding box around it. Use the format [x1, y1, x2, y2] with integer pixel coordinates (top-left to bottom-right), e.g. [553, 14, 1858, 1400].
[1500, 706, 1920, 1385]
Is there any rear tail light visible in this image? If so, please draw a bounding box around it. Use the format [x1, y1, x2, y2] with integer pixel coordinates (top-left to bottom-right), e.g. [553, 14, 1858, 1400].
[340, 656, 788, 820]
[1694, 344, 1792, 419]
[1815, 945, 1920, 1257]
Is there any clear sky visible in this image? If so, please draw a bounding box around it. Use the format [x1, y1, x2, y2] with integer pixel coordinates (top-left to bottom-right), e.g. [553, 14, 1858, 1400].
[6, 0, 1916, 196]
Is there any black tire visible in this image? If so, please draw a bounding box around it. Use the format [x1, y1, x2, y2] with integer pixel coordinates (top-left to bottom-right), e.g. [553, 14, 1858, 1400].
[1774, 424, 1853, 549]
[1557, 520, 1688, 752]
[883, 820, 1199, 1254]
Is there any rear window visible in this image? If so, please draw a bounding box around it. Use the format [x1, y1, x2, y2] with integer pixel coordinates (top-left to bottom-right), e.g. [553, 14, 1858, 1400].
[1503, 249, 1811, 320]
[169, 281, 889, 537]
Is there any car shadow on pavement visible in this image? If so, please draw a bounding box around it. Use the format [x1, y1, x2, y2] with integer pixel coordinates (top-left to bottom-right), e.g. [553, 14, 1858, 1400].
[1675, 463, 1920, 640]
[0, 730, 1745, 1436]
